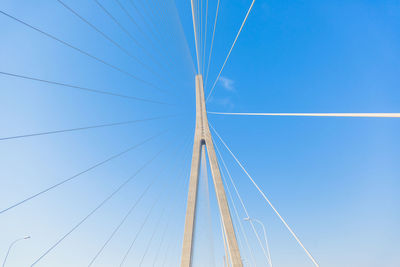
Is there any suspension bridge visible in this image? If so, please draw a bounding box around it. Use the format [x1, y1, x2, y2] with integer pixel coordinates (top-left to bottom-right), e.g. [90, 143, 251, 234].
[1, 0, 399, 266]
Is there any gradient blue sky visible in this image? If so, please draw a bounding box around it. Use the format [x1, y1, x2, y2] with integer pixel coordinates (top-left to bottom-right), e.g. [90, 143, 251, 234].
[1, 0, 400, 266]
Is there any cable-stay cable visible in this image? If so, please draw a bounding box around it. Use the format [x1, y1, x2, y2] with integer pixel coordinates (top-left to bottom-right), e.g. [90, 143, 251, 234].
[190, 0, 201, 73]
[114, 0, 156, 49]
[159, 199, 188, 266]
[194, 0, 199, 70]
[159, 135, 207, 267]
[220, 215, 230, 267]
[118, 182, 178, 267]
[216, 139, 272, 266]
[30, 144, 169, 266]
[0, 71, 169, 104]
[127, 0, 159, 45]
[139, 0, 164, 43]
[198, 0, 201, 71]
[149, 170, 189, 267]
[87, 133, 190, 266]
[119, 133, 192, 266]
[92, 0, 170, 81]
[115, 0, 178, 85]
[216, 144, 264, 267]
[146, 0, 184, 76]
[151, 215, 171, 267]
[87, 182, 152, 267]
[200, 146, 217, 267]
[93, 0, 157, 59]
[114, 0, 175, 82]
[208, 112, 400, 118]
[153, 137, 194, 267]
[168, 0, 197, 77]
[0, 10, 164, 93]
[206, 0, 256, 101]
[134, 0, 163, 44]
[210, 124, 320, 267]
[0, 115, 175, 141]
[138, 207, 166, 267]
[199, 0, 203, 73]
[119, 191, 162, 266]
[150, 135, 193, 266]
[140, 0, 178, 77]
[151, 0, 167, 29]
[56, 0, 166, 84]
[204, 0, 220, 87]
[202, 0, 209, 76]
[195, 0, 201, 72]
[0, 131, 166, 215]
[221, 169, 257, 267]
[160, 230, 172, 267]
[160, 140, 196, 267]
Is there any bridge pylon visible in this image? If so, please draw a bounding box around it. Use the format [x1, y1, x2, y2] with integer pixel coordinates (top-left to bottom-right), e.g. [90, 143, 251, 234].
[180, 75, 243, 267]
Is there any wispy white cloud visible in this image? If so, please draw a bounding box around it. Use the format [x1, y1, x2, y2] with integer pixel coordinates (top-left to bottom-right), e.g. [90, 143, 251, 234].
[219, 76, 235, 91]
[214, 97, 235, 110]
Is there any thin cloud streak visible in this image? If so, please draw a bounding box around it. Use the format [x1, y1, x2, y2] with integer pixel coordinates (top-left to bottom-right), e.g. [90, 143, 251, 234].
[219, 76, 235, 91]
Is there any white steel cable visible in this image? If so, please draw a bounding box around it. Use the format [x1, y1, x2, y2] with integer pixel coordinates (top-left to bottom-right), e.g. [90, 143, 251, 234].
[215, 143, 271, 267]
[190, 0, 201, 73]
[218, 153, 257, 267]
[210, 124, 320, 267]
[204, 0, 220, 87]
[202, 0, 209, 76]
[200, 145, 217, 267]
[208, 112, 400, 118]
[200, 0, 203, 73]
[206, 0, 256, 101]
[220, 216, 230, 267]
[170, 0, 196, 76]
[251, 218, 272, 267]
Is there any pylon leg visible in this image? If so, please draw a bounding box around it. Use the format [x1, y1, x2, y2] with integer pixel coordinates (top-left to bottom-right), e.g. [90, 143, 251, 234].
[180, 136, 202, 267]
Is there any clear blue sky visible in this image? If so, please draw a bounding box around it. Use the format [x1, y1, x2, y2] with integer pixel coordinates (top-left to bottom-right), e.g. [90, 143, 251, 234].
[1, 0, 399, 266]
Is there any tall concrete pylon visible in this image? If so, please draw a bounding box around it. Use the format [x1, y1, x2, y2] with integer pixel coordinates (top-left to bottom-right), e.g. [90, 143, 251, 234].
[180, 75, 243, 267]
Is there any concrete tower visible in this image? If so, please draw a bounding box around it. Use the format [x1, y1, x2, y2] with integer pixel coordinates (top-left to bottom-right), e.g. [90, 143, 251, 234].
[180, 75, 243, 267]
